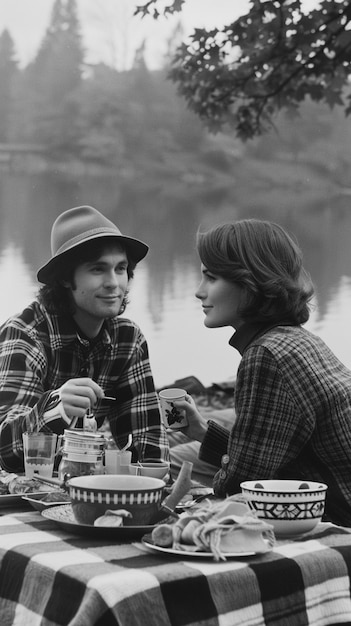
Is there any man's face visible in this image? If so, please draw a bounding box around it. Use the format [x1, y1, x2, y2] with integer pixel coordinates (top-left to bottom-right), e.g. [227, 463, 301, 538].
[67, 243, 129, 337]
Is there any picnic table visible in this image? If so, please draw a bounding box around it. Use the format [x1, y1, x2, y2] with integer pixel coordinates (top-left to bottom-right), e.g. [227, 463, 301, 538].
[1, 502, 351, 625]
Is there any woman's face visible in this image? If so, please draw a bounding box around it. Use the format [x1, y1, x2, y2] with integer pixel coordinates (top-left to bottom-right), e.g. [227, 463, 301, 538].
[195, 264, 245, 330]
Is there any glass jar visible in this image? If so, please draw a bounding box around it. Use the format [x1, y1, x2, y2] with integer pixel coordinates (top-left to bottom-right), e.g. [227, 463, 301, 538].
[58, 451, 104, 481]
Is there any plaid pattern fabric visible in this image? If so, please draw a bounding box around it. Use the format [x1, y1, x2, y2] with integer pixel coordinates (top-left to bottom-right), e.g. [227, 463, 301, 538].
[203, 326, 351, 527]
[0, 301, 169, 472]
[0, 513, 351, 626]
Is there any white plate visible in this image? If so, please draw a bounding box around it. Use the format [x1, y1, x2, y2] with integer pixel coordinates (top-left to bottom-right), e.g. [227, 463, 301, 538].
[142, 536, 258, 558]
[42, 504, 162, 539]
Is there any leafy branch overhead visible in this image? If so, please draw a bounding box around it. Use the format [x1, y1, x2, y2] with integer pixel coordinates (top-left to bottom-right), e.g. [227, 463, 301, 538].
[135, 0, 351, 140]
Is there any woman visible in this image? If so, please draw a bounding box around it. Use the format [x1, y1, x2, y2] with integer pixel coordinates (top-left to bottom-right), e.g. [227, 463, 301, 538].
[176, 219, 351, 526]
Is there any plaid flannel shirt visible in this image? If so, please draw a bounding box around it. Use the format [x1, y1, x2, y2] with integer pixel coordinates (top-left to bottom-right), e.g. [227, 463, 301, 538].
[200, 324, 351, 527]
[0, 301, 169, 472]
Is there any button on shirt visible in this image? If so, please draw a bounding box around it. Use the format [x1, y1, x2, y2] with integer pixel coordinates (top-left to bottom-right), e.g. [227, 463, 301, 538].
[0, 301, 169, 472]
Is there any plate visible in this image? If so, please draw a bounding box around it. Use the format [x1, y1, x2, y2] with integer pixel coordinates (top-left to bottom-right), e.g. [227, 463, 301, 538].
[22, 493, 70, 512]
[141, 535, 257, 558]
[0, 492, 48, 507]
[42, 504, 160, 539]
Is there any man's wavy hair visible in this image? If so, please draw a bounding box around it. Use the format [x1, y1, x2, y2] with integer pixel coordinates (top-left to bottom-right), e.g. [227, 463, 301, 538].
[38, 238, 136, 317]
[196, 219, 314, 325]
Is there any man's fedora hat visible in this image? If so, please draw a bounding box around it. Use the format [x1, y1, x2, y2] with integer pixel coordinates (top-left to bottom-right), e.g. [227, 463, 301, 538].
[37, 205, 149, 284]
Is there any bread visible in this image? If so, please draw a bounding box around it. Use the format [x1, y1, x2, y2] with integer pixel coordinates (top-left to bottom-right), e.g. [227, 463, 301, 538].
[151, 524, 174, 547]
[94, 509, 133, 527]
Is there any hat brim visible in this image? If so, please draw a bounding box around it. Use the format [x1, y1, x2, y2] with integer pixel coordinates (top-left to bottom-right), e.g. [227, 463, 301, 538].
[37, 232, 149, 285]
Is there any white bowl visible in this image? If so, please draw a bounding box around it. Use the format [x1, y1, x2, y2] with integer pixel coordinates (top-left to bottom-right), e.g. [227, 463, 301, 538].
[129, 462, 170, 480]
[241, 479, 328, 536]
[68, 474, 165, 526]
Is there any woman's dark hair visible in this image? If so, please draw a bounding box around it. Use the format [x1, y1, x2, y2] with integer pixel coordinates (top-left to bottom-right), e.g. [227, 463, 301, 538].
[38, 237, 136, 316]
[196, 219, 314, 325]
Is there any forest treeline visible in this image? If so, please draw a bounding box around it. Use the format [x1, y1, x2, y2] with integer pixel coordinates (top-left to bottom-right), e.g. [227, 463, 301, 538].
[0, 0, 350, 193]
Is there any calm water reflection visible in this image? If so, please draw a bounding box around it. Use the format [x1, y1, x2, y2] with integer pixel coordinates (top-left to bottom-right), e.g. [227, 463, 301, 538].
[1, 171, 351, 387]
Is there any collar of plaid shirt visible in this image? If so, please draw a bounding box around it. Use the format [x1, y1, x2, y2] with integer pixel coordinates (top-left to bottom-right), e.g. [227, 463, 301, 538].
[229, 320, 296, 355]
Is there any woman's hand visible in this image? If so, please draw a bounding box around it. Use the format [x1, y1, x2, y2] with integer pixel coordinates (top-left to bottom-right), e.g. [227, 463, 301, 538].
[173, 394, 208, 443]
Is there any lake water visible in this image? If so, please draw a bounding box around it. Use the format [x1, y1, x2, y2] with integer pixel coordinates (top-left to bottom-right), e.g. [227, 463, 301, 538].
[1, 170, 351, 388]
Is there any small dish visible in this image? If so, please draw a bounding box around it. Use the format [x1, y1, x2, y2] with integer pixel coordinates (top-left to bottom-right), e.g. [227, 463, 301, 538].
[0, 492, 47, 507]
[22, 492, 70, 512]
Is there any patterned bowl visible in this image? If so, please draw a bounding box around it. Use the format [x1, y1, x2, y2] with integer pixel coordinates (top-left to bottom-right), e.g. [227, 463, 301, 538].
[68, 474, 165, 526]
[240, 479, 328, 536]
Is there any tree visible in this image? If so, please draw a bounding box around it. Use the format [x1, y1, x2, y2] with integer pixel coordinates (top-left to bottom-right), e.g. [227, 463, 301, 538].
[163, 19, 185, 66]
[34, 0, 83, 98]
[76, 64, 127, 164]
[25, 0, 84, 151]
[0, 30, 18, 142]
[135, 0, 351, 140]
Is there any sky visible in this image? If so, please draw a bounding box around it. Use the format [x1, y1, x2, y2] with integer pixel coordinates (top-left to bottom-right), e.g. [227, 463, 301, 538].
[0, 0, 251, 70]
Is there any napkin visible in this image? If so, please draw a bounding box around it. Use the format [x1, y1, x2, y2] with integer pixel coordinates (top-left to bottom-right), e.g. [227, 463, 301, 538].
[152, 494, 275, 561]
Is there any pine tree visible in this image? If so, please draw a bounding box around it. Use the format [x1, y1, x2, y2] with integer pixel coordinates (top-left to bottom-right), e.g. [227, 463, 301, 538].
[25, 0, 84, 152]
[0, 29, 18, 142]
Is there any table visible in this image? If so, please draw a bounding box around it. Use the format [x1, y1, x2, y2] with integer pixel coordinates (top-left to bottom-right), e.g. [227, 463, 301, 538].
[1, 505, 351, 626]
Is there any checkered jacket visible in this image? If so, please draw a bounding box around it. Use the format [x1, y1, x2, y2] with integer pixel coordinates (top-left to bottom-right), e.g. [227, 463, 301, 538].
[200, 325, 351, 526]
[0, 301, 169, 472]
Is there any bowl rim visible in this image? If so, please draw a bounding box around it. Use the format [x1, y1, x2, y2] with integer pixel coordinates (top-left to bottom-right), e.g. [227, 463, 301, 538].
[130, 462, 170, 468]
[67, 474, 165, 491]
[240, 479, 328, 493]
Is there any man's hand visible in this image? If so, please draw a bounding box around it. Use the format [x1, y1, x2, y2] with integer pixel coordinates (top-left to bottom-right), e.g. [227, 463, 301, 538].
[58, 378, 104, 418]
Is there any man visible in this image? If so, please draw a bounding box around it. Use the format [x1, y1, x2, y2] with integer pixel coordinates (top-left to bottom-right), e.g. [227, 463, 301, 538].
[0, 205, 169, 472]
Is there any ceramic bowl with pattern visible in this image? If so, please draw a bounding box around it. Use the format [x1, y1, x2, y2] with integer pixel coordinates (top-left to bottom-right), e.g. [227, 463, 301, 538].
[68, 474, 165, 526]
[240, 479, 328, 536]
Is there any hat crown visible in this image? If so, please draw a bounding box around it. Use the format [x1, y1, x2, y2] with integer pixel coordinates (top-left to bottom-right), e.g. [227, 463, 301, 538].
[51, 205, 122, 256]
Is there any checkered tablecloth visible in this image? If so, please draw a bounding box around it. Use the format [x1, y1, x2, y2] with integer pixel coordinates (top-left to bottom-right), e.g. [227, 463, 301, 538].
[1, 509, 351, 626]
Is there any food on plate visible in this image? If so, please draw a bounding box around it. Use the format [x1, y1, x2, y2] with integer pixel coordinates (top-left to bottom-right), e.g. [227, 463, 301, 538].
[0, 481, 8, 495]
[0, 470, 55, 496]
[94, 509, 133, 527]
[151, 523, 174, 547]
[151, 494, 276, 561]
[7, 475, 45, 495]
[40, 491, 70, 503]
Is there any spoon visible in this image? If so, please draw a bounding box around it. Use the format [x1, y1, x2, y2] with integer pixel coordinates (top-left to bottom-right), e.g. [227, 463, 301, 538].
[119, 433, 132, 452]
